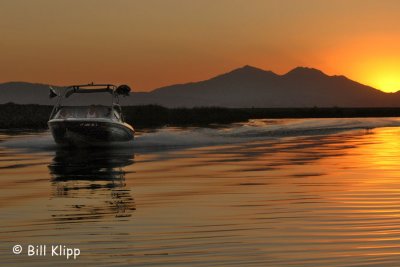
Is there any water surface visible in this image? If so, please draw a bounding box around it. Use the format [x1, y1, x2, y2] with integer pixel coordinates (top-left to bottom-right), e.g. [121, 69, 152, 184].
[1, 118, 400, 266]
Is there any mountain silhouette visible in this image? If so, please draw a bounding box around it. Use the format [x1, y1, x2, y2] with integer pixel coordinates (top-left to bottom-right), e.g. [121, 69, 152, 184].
[1, 66, 400, 107]
[0, 82, 55, 105]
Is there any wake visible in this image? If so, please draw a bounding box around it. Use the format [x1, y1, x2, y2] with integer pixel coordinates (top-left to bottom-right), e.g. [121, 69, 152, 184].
[1, 117, 400, 153]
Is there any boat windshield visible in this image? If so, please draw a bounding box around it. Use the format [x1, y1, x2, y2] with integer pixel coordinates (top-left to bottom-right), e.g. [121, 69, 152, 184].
[53, 90, 120, 120]
[54, 106, 113, 119]
[61, 91, 114, 107]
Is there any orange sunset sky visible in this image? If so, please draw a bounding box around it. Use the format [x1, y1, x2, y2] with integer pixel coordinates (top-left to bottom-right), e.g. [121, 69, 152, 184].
[1, 0, 400, 92]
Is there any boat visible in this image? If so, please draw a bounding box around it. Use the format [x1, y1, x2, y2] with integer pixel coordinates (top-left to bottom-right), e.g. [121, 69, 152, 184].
[48, 83, 135, 146]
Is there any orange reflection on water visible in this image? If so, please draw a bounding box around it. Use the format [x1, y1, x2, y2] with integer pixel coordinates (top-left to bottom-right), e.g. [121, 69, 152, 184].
[2, 126, 400, 266]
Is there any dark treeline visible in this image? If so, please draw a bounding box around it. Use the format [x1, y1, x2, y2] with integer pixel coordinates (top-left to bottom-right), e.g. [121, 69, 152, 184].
[2, 103, 400, 129]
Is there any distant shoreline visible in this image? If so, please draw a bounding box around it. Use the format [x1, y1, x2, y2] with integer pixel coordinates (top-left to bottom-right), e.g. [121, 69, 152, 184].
[1, 103, 400, 129]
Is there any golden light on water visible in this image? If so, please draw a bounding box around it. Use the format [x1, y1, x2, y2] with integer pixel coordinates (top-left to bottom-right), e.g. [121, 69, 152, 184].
[4, 122, 400, 265]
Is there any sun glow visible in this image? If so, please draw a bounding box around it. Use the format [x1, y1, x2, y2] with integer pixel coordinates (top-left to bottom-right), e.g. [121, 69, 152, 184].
[362, 63, 400, 93]
[369, 74, 400, 93]
[347, 59, 400, 93]
[335, 61, 400, 93]
[322, 35, 400, 93]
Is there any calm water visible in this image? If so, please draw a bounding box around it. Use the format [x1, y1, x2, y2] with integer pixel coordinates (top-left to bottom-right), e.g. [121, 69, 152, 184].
[2, 118, 400, 266]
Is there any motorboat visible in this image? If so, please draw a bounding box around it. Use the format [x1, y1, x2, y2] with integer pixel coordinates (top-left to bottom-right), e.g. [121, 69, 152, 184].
[48, 83, 135, 146]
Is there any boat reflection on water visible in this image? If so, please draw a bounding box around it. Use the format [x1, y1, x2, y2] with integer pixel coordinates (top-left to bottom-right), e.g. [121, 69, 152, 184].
[48, 147, 136, 221]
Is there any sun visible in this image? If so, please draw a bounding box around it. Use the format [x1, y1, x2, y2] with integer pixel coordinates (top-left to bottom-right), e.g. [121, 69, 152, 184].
[367, 71, 400, 93]
[354, 58, 400, 93]
[322, 35, 400, 93]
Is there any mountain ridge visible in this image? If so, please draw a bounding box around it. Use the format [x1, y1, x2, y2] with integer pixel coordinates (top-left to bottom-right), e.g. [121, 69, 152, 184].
[1, 66, 400, 107]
